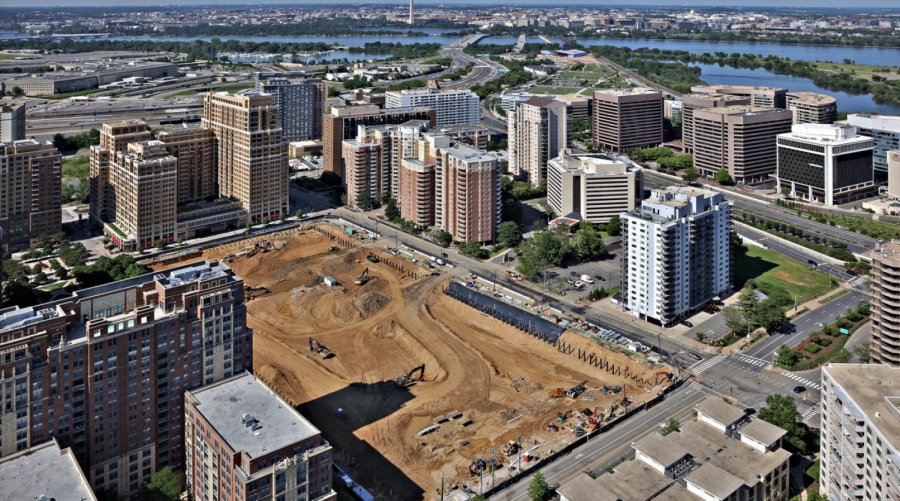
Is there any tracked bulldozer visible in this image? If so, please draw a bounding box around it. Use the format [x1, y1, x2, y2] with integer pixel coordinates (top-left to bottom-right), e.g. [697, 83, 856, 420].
[395, 364, 425, 387]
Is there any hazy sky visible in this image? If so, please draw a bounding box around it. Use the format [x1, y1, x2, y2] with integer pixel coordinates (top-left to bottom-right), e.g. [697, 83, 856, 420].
[2, 1, 899, 8]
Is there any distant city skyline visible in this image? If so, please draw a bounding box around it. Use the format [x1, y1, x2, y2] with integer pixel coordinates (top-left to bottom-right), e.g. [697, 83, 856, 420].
[2, 1, 900, 8]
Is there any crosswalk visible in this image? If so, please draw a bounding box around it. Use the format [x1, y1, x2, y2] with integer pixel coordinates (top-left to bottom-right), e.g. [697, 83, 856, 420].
[801, 404, 821, 423]
[732, 354, 768, 367]
[690, 355, 726, 374]
[848, 276, 870, 296]
[780, 372, 821, 390]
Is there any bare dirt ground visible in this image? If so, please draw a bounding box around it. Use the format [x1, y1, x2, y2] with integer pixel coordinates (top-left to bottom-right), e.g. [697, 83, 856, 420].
[158, 227, 670, 500]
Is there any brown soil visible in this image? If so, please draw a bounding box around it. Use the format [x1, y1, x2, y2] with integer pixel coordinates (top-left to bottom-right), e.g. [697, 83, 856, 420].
[159, 227, 669, 500]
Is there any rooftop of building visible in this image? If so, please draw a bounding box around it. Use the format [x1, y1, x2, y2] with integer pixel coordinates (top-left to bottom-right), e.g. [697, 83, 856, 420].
[0, 138, 54, 150]
[695, 397, 745, 426]
[633, 431, 689, 467]
[0, 440, 96, 501]
[780, 123, 871, 145]
[685, 92, 750, 102]
[441, 142, 499, 164]
[596, 459, 696, 501]
[188, 372, 320, 459]
[553, 94, 592, 104]
[328, 104, 432, 117]
[846, 114, 900, 132]
[522, 95, 562, 108]
[736, 418, 788, 447]
[786, 91, 836, 105]
[549, 153, 636, 175]
[556, 474, 620, 501]
[686, 463, 746, 498]
[693, 84, 787, 93]
[385, 87, 474, 96]
[0, 102, 24, 111]
[423, 123, 490, 136]
[697, 105, 787, 117]
[104, 119, 148, 128]
[593, 87, 660, 97]
[823, 363, 900, 449]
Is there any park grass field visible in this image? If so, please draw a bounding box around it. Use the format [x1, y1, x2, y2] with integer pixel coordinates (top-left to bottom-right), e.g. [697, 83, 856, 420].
[735, 245, 834, 303]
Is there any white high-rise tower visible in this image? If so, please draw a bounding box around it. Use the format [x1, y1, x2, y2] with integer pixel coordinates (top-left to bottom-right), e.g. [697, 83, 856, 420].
[409, 0, 414, 25]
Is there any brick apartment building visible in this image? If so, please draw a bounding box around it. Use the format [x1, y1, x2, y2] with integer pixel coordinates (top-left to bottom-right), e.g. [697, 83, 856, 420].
[90, 120, 153, 225]
[435, 142, 500, 243]
[399, 158, 436, 227]
[0, 260, 252, 497]
[203, 91, 289, 223]
[156, 125, 218, 205]
[0, 139, 61, 251]
[0, 439, 97, 501]
[185, 372, 335, 501]
[592, 88, 663, 153]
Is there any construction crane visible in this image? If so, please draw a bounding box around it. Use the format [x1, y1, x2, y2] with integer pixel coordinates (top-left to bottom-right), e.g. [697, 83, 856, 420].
[309, 338, 334, 359]
[566, 381, 587, 399]
[395, 364, 425, 387]
[355, 267, 371, 286]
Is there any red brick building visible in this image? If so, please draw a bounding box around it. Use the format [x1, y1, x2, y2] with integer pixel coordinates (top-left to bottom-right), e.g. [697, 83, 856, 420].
[185, 372, 334, 501]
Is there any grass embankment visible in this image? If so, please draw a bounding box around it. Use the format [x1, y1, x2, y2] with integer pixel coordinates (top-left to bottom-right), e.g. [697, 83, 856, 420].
[819, 289, 850, 304]
[735, 245, 834, 304]
[169, 82, 253, 97]
[813, 61, 900, 81]
[62, 155, 90, 179]
[527, 85, 582, 95]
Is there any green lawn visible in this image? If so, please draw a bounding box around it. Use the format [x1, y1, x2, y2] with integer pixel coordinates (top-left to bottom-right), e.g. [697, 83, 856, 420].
[62, 155, 90, 179]
[735, 245, 834, 303]
[560, 71, 611, 81]
[812, 61, 900, 81]
[169, 82, 253, 97]
[0, 53, 23, 60]
[527, 85, 582, 95]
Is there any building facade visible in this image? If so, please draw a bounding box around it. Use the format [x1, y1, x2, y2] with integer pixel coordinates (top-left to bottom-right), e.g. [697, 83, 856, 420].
[155, 125, 218, 206]
[202, 91, 289, 223]
[398, 158, 436, 228]
[819, 363, 900, 501]
[385, 88, 479, 126]
[509, 96, 567, 184]
[546, 154, 643, 224]
[681, 93, 750, 154]
[0, 103, 25, 143]
[847, 114, 900, 175]
[692, 106, 793, 184]
[0, 139, 61, 251]
[776, 124, 874, 206]
[0, 260, 252, 497]
[435, 143, 501, 243]
[691, 85, 787, 109]
[865, 242, 900, 366]
[255, 73, 328, 142]
[592, 87, 663, 153]
[786, 92, 837, 125]
[620, 187, 732, 326]
[90, 120, 153, 225]
[185, 372, 334, 501]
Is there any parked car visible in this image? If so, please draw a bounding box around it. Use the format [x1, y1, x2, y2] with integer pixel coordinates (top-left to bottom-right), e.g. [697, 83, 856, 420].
[793, 386, 806, 394]
[847, 270, 858, 277]
[807, 259, 818, 266]
[682, 320, 694, 328]
[570, 271, 579, 277]
[689, 353, 702, 361]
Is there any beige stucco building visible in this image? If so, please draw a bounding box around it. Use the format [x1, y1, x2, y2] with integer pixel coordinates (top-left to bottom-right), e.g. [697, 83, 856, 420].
[546, 153, 643, 224]
[592, 87, 663, 153]
[509, 96, 567, 184]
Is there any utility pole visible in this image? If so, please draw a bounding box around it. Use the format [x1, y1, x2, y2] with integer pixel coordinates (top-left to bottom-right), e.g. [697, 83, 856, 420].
[490, 448, 496, 489]
[440, 472, 446, 501]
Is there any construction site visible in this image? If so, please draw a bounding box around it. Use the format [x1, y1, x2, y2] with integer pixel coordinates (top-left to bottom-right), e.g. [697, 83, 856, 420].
[154, 222, 675, 500]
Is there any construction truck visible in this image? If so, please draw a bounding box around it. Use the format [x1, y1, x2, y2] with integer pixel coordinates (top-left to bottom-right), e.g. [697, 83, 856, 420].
[502, 441, 519, 456]
[504, 271, 523, 281]
[546, 422, 559, 432]
[548, 388, 565, 398]
[309, 338, 334, 359]
[566, 381, 587, 399]
[395, 364, 425, 387]
[328, 245, 338, 252]
[367, 253, 380, 263]
[355, 267, 371, 286]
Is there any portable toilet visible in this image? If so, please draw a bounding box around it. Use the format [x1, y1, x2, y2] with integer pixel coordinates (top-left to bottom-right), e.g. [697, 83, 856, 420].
[324, 276, 337, 287]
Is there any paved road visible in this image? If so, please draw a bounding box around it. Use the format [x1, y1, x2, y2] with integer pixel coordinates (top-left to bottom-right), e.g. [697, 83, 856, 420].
[489, 385, 706, 501]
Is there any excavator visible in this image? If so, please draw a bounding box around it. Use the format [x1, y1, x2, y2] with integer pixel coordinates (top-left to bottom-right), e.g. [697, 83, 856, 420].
[395, 364, 425, 387]
[655, 371, 672, 385]
[367, 253, 380, 263]
[566, 381, 587, 399]
[586, 408, 603, 429]
[355, 267, 371, 286]
[548, 388, 566, 399]
[309, 337, 334, 359]
[502, 441, 519, 456]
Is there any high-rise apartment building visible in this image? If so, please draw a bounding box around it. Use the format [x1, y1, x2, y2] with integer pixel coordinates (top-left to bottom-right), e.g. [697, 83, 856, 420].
[692, 85, 788, 109]
[0, 139, 61, 251]
[155, 125, 218, 205]
[185, 372, 335, 501]
[105, 140, 178, 249]
[509, 96, 567, 183]
[546, 154, 643, 224]
[819, 363, 900, 501]
[90, 120, 153, 224]
[592, 87, 663, 153]
[558, 397, 790, 501]
[0, 439, 97, 501]
[399, 158, 435, 228]
[864, 241, 900, 366]
[385, 88, 480, 126]
[323, 104, 436, 182]
[255, 72, 328, 142]
[846, 114, 900, 175]
[776, 124, 874, 206]
[786, 92, 837, 125]
[681, 93, 751, 154]
[203, 91, 289, 223]
[0, 102, 25, 143]
[435, 142, 500, 243]
[0, 260, 252, 497]
[692, 106, 793, 184]
[620, 186, 732, 326]
[343, 135, 387, 210]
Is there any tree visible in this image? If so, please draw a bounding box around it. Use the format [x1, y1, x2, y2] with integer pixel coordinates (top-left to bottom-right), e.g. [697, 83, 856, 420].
[661, 417, 680, 436]
[681, 167, 698, 183]
[714, 168, 732, 185]
[155, 239, 167, 251]
[143, 466, 183, 501]
[695, 332, 706, 343]
[571, 221, 605, 262]
[527, 471, 552, 501]
[436, 231, 453, 247]
[721, 306, 746, 334]
[757, 393, 809, 453]
[853, 341, 872, 362]
[498, 221, 522, 248]
[776, 344, 798, 367]
[245, 221, 253, 232]
[11, 85, 22, 96]
[295, 209, 304, 219]
[384, 198, 401, 221]
[261, 217, 270, 226]
[176, 236, 184, 245]
[279, 213, 287, 223]
[33, 271, 47, 284]
[605, 216, 621, 237]
[831, 349, 852, 364]
[56, 267, 68, 279]
[356, 192, 373, 210]
[753, 301, 788, 333]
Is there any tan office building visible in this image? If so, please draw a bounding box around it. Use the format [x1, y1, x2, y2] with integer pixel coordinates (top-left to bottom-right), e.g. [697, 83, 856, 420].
[865, 241, 900, 366]
[203, 90, 289, 223]
[692, 106, 793, 184]
[592, 87, 663, 153]
[0, 102, 25, 143]
[90, 120, 152, 224]
[681, 93, 750, 154]
[155, 125, 218, 205]
[691, 85, 788, 109]
[0, 139, 61, 251]
[546, 154, 643, 224]
[786, 91, 837, 125]
[509, 96, 567, 183]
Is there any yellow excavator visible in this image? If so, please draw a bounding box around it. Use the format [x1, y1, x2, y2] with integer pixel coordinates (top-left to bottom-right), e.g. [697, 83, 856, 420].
[395, 364, 425, 387]
[309, 337, 334, 359]
[355, 267, 371, 286]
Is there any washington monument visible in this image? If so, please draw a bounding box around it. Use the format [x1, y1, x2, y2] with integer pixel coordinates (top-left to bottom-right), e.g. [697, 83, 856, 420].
[409, 0, 414, 25]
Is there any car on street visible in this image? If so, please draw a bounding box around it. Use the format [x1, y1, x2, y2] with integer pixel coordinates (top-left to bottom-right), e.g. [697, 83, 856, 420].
[682, 320, 693, 328]
[847, 270, 858, 276]
[808, 259, 818, 266]
[793, 386, 806, 394]
[689, 353, 702, 361]
[570, 271, 579, 277]
[744, 408, 756, 415]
